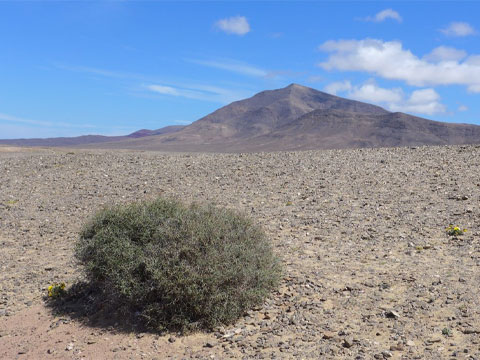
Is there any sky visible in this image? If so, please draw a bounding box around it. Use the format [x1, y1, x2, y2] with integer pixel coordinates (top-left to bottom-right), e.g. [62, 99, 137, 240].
[1, 1, 480, 139]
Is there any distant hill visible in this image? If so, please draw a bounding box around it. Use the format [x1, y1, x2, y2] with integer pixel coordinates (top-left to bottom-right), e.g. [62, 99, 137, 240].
[82, 83, 480, 152]
[0, 125, 185, 147]
[126, 125, 185, 138]
[2, 84, 480, 152]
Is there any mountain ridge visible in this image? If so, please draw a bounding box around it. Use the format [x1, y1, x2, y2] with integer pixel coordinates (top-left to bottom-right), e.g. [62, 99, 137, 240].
[2, 84, 480, 152]
[0, 125, 185, 147]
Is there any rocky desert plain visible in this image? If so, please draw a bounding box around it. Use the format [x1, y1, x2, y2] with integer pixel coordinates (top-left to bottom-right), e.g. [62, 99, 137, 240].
[1, 144, 479, 360]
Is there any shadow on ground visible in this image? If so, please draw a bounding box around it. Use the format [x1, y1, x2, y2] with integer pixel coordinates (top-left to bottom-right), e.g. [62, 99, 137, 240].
[44, 282, 157, 335]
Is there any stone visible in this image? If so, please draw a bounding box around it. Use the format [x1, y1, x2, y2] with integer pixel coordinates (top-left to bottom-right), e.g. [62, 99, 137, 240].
[322, 331, 336, 340]
[343, 337, 354, 348]
[385, 310, 400, 319]
[390, 342, 404, 351]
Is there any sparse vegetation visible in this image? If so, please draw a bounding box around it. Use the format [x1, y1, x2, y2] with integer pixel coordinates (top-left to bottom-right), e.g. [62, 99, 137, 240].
[446, 225, 467, 236]
[75, 198, 281, 332]
[47, 282, 66, 298]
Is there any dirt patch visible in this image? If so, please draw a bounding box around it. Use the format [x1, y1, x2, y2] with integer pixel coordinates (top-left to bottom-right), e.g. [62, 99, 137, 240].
[1, 145, 479, 359]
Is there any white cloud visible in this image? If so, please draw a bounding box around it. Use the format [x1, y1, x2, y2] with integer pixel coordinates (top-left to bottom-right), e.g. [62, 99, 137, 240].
[0, 112, 96, 129]
[467, 84, 480, 93]
[349, 80, 404, 103]
[423, 46, 467, 62]
[57, 63, 251, 104]
[389, 89, 446, 115]
[319, 38, 480, 91]
[187, 59, 267, 77]
[147, 85, 179, 96]
[215, 16, 250, 35]
[365, 9, 402, 23]
[324, 80, 446, 116]
[440, 22, 476, 37]
[458, 105, 468, 112]
[145, 83, 250, 104]
[324, 80, 352, 95]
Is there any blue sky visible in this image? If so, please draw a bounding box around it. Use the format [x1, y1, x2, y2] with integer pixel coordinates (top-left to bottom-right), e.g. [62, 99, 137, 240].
[1, 1, 480, 139]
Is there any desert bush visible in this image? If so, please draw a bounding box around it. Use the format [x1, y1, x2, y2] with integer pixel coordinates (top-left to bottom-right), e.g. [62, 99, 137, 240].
[75, 198, 281, 332]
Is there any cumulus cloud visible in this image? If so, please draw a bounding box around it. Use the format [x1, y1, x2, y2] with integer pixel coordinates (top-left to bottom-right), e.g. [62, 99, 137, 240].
[389, 89, 446, 115]
[324, 80, 352, 95]
[318, 38, 480, 92]
[349, 80, 404, 103]
[440, 22, 476, 37]
[423, 46, 467, 62]
[324, 80, 446, 116]
[365, 9, 402, 23]
[215, 16, 250, 35]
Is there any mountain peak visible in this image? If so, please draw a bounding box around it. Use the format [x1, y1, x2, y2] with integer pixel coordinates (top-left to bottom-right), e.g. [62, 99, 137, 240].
[286, 83, 305, 89]
[284, 83, 311, 93]
[6, 84, 480, 152]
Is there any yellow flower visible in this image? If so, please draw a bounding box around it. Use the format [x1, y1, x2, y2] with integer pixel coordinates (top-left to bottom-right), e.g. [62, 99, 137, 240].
[47, 282, 66, 298]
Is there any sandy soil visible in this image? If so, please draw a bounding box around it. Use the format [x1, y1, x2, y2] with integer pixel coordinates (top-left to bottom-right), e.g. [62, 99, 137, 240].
[1, 145, 479, 359]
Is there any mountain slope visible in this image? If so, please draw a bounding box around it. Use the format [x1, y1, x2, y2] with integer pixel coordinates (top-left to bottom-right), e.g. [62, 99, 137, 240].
[87, 84, 480, 152]
[0, 125, 185, 147]
[240, 109, 480, 151]
[2, 84, 480, 152]
[158, 83, 389, 142]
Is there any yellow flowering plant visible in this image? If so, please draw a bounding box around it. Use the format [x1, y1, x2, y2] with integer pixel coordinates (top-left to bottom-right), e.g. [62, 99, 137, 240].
[446, 225, 467, 237]
[47, 282, 66, 298]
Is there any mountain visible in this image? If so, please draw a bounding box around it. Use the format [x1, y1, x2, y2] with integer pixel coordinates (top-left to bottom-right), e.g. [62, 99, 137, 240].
[83, 83, 480, 152]
[2, 84, 480, 151]
[127, 125, 185, 138]
[0, 125, 185, 147]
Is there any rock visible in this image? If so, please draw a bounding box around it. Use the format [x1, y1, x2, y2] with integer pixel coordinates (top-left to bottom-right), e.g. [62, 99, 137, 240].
[322, 331, 336, 340]
[168, 336, 176, 343]
[390, 342, 404, 351]
[382, 350, 393, 358]
[47, 349, 55, 354]
[406, 340, 415, 347]
[343, 337, 354, 348]
[204, 342, 216, 348]
[65, 343, 74, 351]
[385, 310, 400, 319]
[427, 336, 442, 344]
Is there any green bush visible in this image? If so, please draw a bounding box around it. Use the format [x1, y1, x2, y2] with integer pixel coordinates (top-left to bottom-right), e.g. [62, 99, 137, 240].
[75, 198, 281, 332]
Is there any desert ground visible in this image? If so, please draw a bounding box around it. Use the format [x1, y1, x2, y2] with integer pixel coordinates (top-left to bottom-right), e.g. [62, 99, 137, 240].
[0, 144, 479, 359]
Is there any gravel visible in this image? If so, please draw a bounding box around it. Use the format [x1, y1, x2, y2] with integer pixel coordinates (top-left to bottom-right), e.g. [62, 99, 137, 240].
[0, 144, 479, 359]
